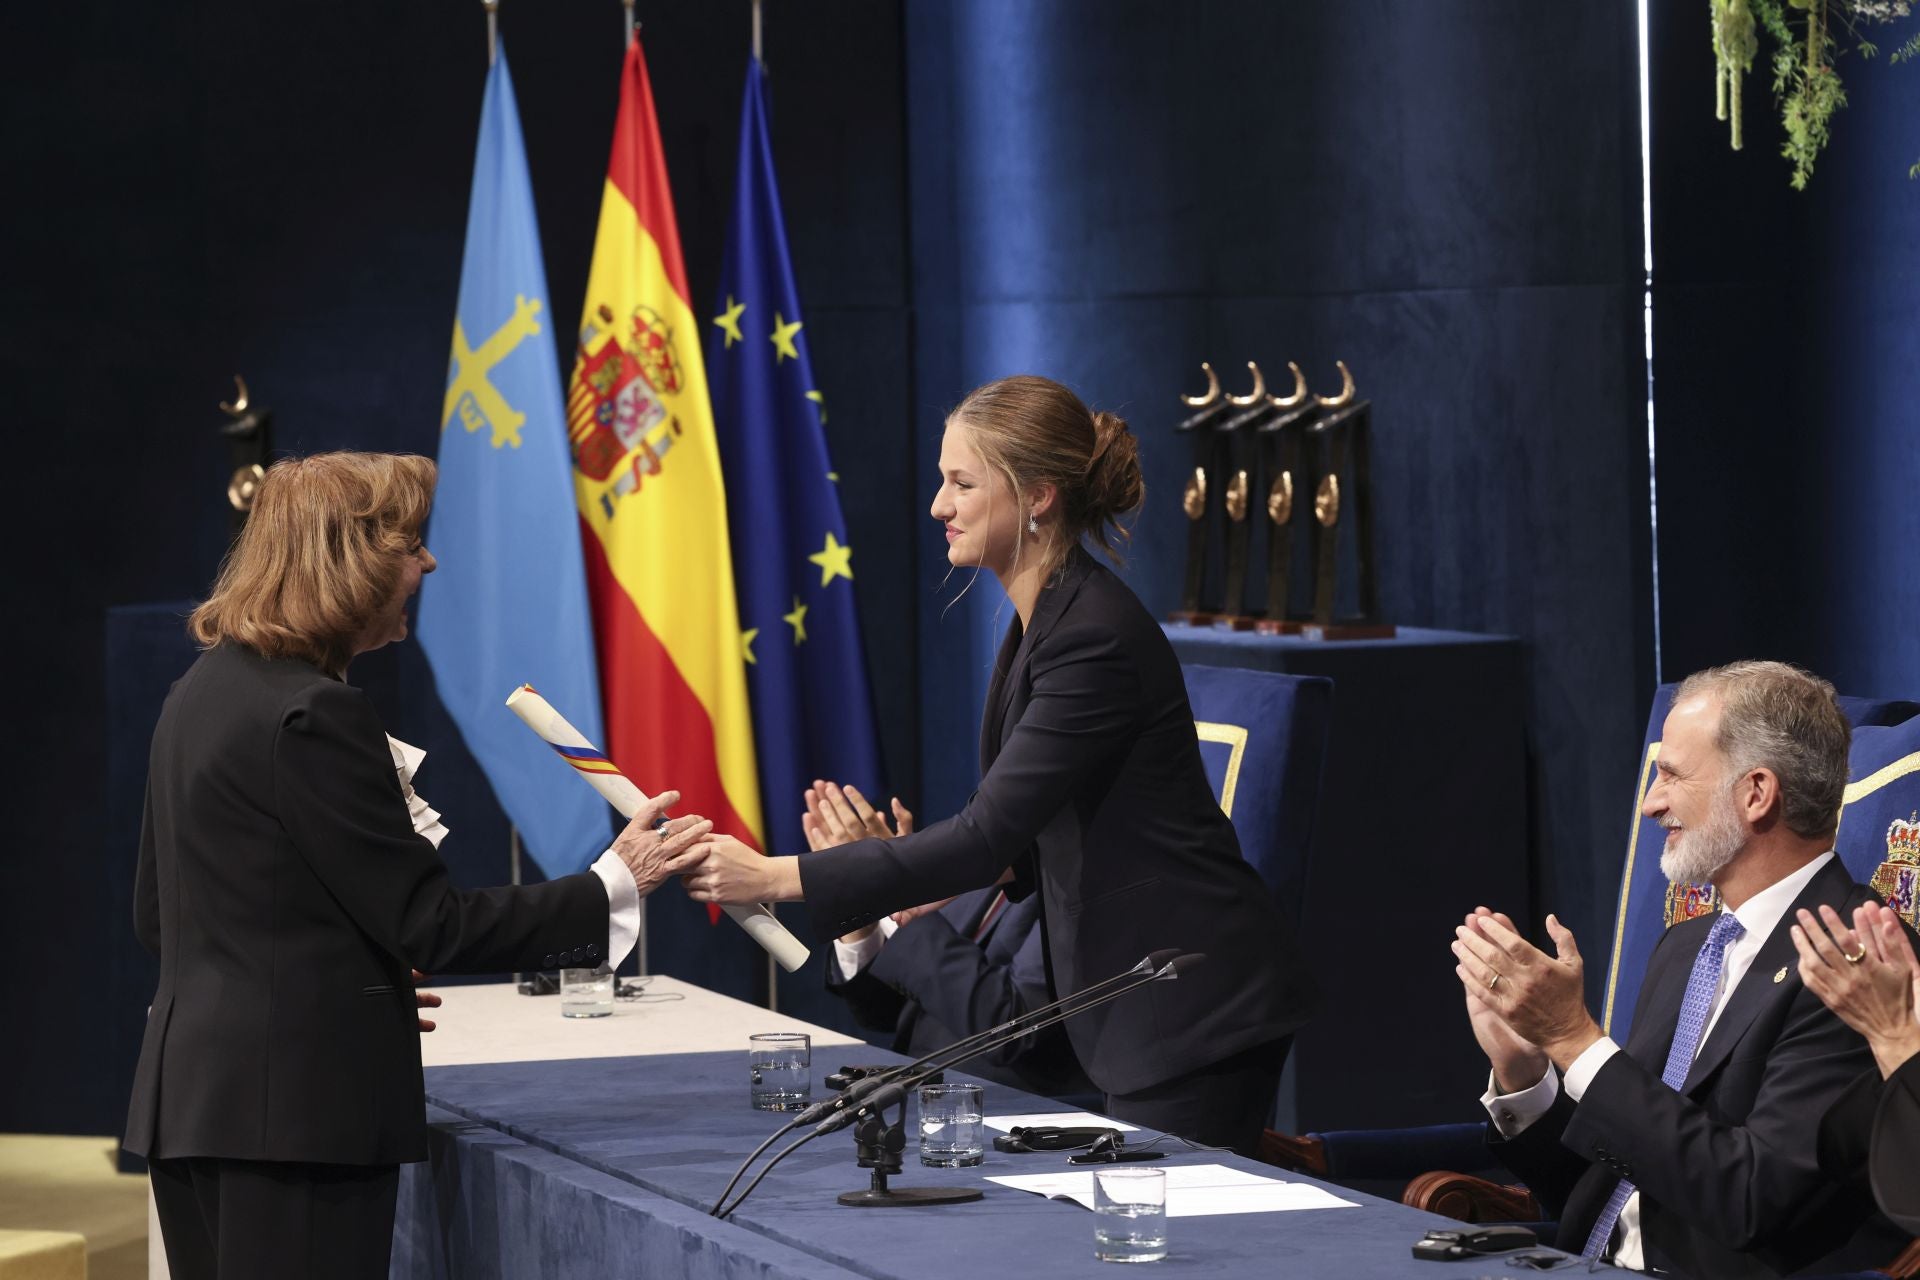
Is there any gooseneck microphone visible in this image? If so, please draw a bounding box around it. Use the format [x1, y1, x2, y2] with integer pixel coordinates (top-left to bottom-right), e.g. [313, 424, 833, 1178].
[706, 947, 1184, 1215]
[711, 951, 1205, 1218]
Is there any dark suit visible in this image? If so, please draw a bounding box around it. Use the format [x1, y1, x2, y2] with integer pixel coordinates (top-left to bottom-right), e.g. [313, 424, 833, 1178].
[827, 886, 1091, 1097]
[802, 550, 1314, 1139]
[125, 643, 611, 1277]
[1492, 859, 1903, 1278]
[1821, 1051, 1920, 1237]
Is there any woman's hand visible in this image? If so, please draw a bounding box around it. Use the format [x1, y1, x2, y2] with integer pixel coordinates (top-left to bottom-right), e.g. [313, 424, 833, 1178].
[678, 834, 803, 905]
[610, 790, 714, 896]
[802, 780, 912, 851]
[1793, 901, 1920, 1078]
[413, 969, 442, 1034]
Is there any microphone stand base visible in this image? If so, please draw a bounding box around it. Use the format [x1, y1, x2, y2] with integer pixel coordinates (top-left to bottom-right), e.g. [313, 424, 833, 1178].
[837, 1186, 983, 1208]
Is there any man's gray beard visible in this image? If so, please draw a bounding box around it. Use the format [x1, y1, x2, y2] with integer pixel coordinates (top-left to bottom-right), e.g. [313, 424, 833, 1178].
[1660, 787, 1747, 885]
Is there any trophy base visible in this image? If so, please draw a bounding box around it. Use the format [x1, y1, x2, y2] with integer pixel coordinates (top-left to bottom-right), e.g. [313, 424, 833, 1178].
[1222, 616, 1264, 632]
[1299, 621, 1398, 642]
[1252, 618, 1304, 636]
[838, 1186, 984, 1208]
[1166, 611, 1221, 626]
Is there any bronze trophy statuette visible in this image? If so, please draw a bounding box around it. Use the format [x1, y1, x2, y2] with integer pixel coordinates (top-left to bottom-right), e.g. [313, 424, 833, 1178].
[219, 375, 274, 536]
[1299, 361, 1393, 640]
[1167, 361, 1233, 625]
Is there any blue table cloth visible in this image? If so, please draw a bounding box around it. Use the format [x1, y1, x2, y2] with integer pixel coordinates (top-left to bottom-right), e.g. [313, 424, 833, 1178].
[400, 1050, 1623, 1279]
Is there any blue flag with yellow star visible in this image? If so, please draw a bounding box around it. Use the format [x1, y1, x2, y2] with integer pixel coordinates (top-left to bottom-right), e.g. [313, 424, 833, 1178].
[708, 57, 884, 943]
[417, 44, 611, 878]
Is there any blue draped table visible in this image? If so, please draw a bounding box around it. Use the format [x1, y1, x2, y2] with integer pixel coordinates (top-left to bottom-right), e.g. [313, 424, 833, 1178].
[397, 1048, 1622, 1279]
[1165, 625, 1528, 1132]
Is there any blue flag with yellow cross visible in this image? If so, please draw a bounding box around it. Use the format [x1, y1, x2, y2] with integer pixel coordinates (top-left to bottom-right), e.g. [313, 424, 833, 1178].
[708, 57, 884, 880]
[418, 44, 611, 877]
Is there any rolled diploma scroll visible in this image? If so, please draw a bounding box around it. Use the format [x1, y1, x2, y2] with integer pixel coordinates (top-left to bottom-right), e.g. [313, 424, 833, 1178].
[505, 685, 810, 973]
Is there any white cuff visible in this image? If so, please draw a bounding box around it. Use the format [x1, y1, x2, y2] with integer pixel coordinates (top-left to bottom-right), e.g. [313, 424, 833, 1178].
[590, 848, 641, 971]
[1481, 1066, 1559, 1138]
[831, 916, 898, 979]
[1562, 1036, 1622, 1102]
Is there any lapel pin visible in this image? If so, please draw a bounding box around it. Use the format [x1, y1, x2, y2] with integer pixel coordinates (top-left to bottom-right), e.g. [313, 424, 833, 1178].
[1773, 966, 1788, 984]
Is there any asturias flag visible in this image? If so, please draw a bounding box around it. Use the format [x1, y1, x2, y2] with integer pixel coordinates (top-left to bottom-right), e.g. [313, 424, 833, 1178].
[569, 39, 764, 938]
[708, 58, 882, 863]
[418, 44, 611, 878]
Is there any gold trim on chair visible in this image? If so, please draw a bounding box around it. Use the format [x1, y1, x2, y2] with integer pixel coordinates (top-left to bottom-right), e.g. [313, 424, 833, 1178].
[1837, 749, 1920, 824]
[1602, 742, 1661, 1037]
[1195, 721, 1250, 818]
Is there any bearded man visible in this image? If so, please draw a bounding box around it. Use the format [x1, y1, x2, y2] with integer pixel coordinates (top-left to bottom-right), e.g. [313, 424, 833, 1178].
[1450, 661, 1908, 1278]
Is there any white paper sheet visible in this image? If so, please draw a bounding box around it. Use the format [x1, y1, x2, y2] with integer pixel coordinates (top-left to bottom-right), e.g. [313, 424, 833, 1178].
[984, 1112, 1139, 1134]
[985, 1162, 1360, 1217]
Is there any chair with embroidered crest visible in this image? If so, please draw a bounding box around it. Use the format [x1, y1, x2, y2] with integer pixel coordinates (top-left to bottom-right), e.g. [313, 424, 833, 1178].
[1253, 682, 1920, 1276]
[1178, 663, 1333, 928]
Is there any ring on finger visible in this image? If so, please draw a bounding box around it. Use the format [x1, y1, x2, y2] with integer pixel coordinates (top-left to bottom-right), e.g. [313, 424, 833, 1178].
[1487, 972, 1502, 990]
[1843, 944, 1868, 964]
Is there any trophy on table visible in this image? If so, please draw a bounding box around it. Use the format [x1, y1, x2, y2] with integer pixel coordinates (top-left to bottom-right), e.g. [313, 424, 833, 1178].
[1167, 362, 1234, 624]
[218, 375, 273, 536]
[1301, 362, 1394, 639]
[1253, 362, 1318, 634]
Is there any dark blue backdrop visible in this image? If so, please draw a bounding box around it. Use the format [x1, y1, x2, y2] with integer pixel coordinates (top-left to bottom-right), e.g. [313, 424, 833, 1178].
[42, 0, 1902, 1140]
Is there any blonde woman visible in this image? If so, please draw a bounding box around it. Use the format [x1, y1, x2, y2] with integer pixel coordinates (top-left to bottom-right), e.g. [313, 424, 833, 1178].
[124, 452, 710, 1280]
[678, 376, 1315, 1154]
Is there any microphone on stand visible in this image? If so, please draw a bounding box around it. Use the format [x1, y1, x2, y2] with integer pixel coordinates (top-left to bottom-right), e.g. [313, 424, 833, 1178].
[707, 947, 1183, 1214]
[713, 951, 1206, 1217]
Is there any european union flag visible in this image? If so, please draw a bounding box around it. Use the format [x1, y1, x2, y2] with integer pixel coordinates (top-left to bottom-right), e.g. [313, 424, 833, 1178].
[708, 58, 884, 1007]
[418, 45, 611, 878]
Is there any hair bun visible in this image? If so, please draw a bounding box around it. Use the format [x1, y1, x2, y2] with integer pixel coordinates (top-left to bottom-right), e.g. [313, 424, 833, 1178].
[1085, 410, 1144, 522]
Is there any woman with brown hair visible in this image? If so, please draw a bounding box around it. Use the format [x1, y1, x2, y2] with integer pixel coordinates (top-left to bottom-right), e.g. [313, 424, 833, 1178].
[677, 376, 1315, 1152]
[124, 452, 711, 1280]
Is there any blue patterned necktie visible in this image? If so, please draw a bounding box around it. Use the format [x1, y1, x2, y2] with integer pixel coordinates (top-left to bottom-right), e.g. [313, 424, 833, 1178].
[1581, 908, 1746, 1260]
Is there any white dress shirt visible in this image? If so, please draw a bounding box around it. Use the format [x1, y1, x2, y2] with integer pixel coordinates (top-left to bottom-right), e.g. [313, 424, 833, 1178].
[388, 735, 640, 971]
[832, 916, 899, 979]
[1480, 852, 1833, 1270]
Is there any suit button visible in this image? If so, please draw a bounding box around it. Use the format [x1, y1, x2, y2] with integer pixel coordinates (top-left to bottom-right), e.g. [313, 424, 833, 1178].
[587, 944, 601, 959]
[543, 954, 557, 968]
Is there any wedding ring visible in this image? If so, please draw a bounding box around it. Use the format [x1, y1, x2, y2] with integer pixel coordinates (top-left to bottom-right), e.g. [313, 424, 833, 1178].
[1488, 972, 1502, 990]
[1843, 946, 1867, 964]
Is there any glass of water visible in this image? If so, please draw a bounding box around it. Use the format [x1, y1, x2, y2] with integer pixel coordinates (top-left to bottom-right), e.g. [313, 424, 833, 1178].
[1093, 1166, 1167, 1263]
[916, 1082, 985, 1167]
[748, 1032, 810, 1110]
[560, 966, 615, 1018]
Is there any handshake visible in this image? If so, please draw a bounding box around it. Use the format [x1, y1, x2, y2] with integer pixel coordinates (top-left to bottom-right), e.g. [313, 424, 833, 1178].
[614, 779, 916, 914]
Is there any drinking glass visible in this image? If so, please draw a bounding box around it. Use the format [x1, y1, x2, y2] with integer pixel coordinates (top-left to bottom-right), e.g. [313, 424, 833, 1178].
[559, 966, 615, 1018]
[748, 1032, 811, 1110]
[916, 1082, 985, 1167]
[1093, 1166, 1168, 1263]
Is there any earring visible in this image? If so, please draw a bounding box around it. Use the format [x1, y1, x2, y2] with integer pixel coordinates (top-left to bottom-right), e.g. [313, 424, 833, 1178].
[1027, 513, 1039, 535]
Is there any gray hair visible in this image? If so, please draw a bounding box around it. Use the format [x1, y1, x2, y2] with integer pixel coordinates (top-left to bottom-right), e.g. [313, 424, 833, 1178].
[1672, 660, 1851, 838]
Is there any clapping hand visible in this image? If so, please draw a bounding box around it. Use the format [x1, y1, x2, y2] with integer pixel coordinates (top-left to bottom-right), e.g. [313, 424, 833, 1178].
[1452, 907, 1602, 1071]
[1452, 909, 1550, 1092]
[802, 780, 912, 851]
[413, 969, 441, 1034]
[1792, 901, 1920, 1079]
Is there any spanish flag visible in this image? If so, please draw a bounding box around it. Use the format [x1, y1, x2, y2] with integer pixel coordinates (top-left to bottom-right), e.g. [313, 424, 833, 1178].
[569, 38, 763, 917]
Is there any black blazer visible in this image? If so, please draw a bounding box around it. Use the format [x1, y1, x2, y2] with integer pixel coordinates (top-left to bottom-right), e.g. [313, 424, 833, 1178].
[1820, 1041, 1920, 1237]
[801, 550, 1315, 1095]
[826, 886, 1091, 1096]
[124, 643, 611, 1166]
[1491, 858, 1904, 1278]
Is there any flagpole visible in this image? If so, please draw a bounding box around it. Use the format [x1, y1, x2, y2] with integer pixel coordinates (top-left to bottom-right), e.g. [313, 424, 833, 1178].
[623, 0, 636, 47]
[752, 0, 763, 65]
[484, 0, 498, 66]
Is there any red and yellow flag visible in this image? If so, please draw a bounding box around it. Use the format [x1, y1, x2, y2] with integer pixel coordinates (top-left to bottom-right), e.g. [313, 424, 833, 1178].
[569, 38, 763, 879]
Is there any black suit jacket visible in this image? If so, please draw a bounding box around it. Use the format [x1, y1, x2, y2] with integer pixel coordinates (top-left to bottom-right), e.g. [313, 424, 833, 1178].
[124, 643, 610, 1166]
[1820, 1049, 1920, 1236]
[1491, 858, 1901, 1278]
[826, 886, 1091, 1096]
[801, 549, 1315, 1095]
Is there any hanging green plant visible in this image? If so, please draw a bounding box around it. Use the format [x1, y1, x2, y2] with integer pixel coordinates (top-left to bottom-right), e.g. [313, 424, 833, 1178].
[1712, 0, 1918, 187]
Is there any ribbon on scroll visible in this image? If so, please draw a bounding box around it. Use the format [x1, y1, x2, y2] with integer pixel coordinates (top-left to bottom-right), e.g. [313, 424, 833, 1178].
[505, 685, 810, 973]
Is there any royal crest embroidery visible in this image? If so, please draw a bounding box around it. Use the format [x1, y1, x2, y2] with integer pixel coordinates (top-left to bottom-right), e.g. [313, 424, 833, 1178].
[569, 303, 685, 517]
[1871, 812, 1920, 929]
[1664, 880, 1720, 928]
